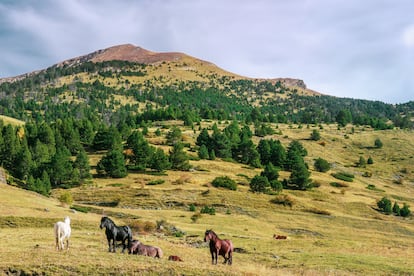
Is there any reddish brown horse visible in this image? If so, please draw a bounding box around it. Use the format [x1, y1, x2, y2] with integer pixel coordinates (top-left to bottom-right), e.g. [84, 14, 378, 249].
[204, 229, 233, 265]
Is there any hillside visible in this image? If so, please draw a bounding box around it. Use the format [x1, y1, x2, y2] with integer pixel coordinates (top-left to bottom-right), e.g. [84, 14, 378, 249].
[0, 44, 413, 275]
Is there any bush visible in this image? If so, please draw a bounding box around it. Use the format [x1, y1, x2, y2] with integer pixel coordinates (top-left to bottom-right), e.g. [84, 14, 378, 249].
[270, 194, 295, 207]
[70, 205, 90, 213]
[377, 197, 392, 214]
[200, 206, 216, 215]
[59, 192, 73, 206]
[400, 203, 411, 217]
[147, 179, 165, 185]
[331, 172, 354, 182]
[189, 204, 196, 212]
[211, 176, 237, 191]
[310, 129, 321, 141]
[314, 158, 331, 172]
[250, 175, 270, 193]
[374, 138, 383, 148]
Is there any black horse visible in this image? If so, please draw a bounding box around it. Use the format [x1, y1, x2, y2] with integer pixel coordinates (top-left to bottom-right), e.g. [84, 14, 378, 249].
[100, 216, 133, 253]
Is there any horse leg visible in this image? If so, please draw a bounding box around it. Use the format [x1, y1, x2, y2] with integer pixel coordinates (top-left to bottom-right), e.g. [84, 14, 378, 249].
[55, 237, 59, 250]
[228, 251, 232, 265]
[66, 239, 70, 251]
[121, 240, 126, 253]
[112, 239, 116, 253]
[210, 251, 215, 265]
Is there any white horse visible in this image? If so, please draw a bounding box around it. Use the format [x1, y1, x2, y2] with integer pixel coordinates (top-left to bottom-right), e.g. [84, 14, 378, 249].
[54, 216, 71, 251]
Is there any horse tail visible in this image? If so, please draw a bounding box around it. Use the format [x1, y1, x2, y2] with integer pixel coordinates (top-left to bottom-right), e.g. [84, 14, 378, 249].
[125, 226, 133, 249]
[156, 247, 163, 258]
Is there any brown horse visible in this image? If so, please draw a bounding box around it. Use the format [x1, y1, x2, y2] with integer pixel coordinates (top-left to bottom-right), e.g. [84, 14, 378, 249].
[204, 229, 233, 265]
[128, 239, 163, 258]
[168, 255, 183, 262]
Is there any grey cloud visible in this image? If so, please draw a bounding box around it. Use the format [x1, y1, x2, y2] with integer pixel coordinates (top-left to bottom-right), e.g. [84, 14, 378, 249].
[0, 0, 413, 103]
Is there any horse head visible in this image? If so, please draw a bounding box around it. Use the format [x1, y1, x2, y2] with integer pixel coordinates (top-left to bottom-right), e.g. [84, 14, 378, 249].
[204, 229, 213, 242]
[64, 216, 70, 225]
[100, 216, 109, 229]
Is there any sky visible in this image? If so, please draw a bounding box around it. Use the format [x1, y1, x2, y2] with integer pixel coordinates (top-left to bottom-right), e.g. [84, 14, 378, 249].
[0, 0, 413, 104]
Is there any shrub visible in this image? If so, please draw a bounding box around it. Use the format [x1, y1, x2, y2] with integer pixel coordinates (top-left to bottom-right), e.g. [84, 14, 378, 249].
[147, 179, 165, 185]
[270, 194, 295, 207]
[310, 129, 321, 141]
[200, 206, 216, 215]
[400, 203, 411, 217]
[374, 138, 383, 148]
[392, 202, 401, 216]
[250, 175, 270, 193]
[59, 192, 73, 206]
[331, 172, 354, 182]
[377, 197, 392, 214]
[330, 182, 349, 188]
[211, 176, 237, 191]
[314, 158, 331, 172]
[70, 205, 90, 213]
[189, 204, 196, 212]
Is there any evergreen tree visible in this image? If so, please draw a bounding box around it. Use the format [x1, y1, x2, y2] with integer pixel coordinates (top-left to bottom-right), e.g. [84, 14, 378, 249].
[261, 163, 279, 182]
[314, 157, 331, 172]
[126, 130, 154, 170]
[166, 126, 182, 146]
[269, 139, 286, 168]
[257, 139, 271, 165]
[169, 142, 191, 171]
[196, 128, 211, 148]
[150, 148, 171, 172]
[310, 129, 321, 141]
[288, 154, 311, 190]
[285, 140, 307, 171]
[250, 175, 270, 193]
[392, 201, 401, 216]
[73, 148, 92, 182]
[97, 149, 128, 178]
[211, 128, 232, 158]
[14, 139, 33, 181]
[400, 203, 411, 217]
[198, 144, 209, 159]
[49, 147, 73, 187]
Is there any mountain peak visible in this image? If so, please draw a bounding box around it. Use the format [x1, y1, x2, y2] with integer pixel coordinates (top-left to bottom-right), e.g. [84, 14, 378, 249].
[91, 44, 187, 64]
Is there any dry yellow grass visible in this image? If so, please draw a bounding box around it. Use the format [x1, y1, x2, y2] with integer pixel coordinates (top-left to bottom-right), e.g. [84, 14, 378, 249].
[1, 123, 414, 275]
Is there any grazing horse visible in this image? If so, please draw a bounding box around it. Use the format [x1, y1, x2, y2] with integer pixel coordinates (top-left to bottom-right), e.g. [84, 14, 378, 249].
[204, 229, 233, 265]
[168, 255, 183, 262]
[273, 234, 288, 240]
[100, 216, 132, 253]
[54, 216, 71, 251]
[129, 239, 163, 258]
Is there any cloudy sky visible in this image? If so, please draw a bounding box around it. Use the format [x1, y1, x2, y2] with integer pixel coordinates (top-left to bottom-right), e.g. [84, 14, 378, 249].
[0, 0, 413, 104]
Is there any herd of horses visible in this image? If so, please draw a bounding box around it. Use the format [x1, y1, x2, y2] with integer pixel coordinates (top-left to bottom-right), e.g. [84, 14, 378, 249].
[54, 216, 234, 265]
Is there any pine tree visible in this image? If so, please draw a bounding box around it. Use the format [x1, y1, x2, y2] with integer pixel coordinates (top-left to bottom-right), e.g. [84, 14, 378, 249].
[150, 148, 171, 172]
[169, 142, 191, 171]
[288, 154, 311, 190]
[97, 149, 128, 178]
[74, 149, 91, 182]
[49, 147, 73, 187]
[198, 144, 209, 159]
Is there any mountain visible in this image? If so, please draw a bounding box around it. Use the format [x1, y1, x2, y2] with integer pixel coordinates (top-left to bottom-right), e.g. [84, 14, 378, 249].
[0, 43, 412, 130]
[0, 44, 310, 91]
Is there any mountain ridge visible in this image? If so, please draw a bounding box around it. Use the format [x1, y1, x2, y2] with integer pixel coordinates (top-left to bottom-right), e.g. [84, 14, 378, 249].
[0, 43, 309, 91]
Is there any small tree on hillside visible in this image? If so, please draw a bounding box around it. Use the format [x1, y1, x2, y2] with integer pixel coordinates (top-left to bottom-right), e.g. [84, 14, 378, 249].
[314, 157, 330, 172]
[310, 129, 321, 141]
[250, 175, 270, 193]
[374, 138, 383, 149]
[169, 142, 191, 171]
[377, 197, 392, 214]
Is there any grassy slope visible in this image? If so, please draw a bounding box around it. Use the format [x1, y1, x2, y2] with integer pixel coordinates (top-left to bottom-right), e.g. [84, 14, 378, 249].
[0, 123, 413, 275]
